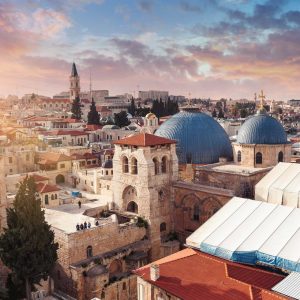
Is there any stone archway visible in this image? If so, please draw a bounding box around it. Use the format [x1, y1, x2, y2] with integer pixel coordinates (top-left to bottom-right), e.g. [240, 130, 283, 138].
[108, 259, 123, 280]
[56, 174, 65, 184]
[179, 193, 222, 232]
[127, 201, 138, 213]
[122, 185, 138, 212]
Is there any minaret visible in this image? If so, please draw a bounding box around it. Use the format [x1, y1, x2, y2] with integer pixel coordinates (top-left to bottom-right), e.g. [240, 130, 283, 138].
[69, 62, 80, 100]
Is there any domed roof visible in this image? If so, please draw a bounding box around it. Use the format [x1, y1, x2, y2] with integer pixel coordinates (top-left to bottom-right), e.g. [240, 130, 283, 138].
[102, 125, 120, 130]
[102, 159, 113, 169]
[155, 110, 232, 164]
[145, 112, 156, 119]
[237, 111, 287, 145]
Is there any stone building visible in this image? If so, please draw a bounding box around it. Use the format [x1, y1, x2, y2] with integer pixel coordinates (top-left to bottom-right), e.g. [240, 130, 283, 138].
[140, 113, 159, 134]
[154, 105, 290, 242]
[232, 107, 291, 168]
[46, 203, 150, 300]
[112, 133, 180, 260]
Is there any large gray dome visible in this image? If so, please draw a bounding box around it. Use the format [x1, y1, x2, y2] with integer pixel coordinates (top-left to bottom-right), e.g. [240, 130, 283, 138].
[237, 111, 287, 145]
[155, 110, 232, 164]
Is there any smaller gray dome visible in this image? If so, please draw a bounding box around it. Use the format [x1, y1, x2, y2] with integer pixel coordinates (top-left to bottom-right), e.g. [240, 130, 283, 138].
[102, 125, 120, 129]
[237, 111, 287, 145]
[102, 159, 113, 169]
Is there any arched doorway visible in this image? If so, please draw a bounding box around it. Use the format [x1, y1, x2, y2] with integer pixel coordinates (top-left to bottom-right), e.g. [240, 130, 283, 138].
[127, 201, 138, 213]
[108, 259, 122, 280]
[56, 174, 65, 184]
[122, 186, 138, 212]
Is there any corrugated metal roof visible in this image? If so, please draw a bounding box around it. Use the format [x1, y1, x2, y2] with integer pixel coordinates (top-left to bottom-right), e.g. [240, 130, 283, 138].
[272, 272, 300, 299]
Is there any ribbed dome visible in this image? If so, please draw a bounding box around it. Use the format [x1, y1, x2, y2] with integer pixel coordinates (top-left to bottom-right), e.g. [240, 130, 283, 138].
[102, 159, 113, 169]
[237, 112, 287, 145]
[155, 111, 232, 164]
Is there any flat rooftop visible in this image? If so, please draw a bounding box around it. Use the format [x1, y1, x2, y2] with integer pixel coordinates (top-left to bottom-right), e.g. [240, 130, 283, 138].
[44, 201, 113, 234]
[195, 162, 271, 175]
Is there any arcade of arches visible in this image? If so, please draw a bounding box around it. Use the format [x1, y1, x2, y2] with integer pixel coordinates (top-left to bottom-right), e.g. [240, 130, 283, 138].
[173, 185, 231, 243]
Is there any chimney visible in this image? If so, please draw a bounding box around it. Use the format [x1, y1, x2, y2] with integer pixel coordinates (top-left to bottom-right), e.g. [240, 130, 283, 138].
[150, 264, 160, 281]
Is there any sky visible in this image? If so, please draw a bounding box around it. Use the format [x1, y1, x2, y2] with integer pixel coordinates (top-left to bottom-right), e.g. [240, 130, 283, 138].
[0, 0, 300, 100]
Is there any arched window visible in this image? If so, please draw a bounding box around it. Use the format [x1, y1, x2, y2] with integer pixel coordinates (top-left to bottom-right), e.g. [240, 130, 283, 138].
[237, 151, 241, 163]
[160, 222, 166, 232]
[86, 246, 93, 258]
[45, 195, 49, 205]
[161, 156, 167, 173]
[193, 204, 200, 221]
[278, 151, 284, 162]
[153, 157, 159, 175]
[131, 157, 138, 174]
[51, 194, 54, 200]
[55, 194, 57, 199]
[123, 156, 129, 173]
[256, 152, 262, 164]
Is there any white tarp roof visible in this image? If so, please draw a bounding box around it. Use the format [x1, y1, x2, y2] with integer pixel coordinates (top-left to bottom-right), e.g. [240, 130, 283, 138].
[186, 197, 300, 272]
[255, 162, 300, 208]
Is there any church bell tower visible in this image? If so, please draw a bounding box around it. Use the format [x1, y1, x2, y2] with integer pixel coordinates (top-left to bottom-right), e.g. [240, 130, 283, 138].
[70, 62, 80, 100]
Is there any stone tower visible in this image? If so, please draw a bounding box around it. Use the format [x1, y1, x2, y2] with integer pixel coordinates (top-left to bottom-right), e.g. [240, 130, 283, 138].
[70, 62, 80, 100]
[112, 133, 179, 260]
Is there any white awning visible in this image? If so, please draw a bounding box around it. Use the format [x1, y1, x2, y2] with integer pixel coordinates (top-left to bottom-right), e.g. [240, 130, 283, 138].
[186, 197, 300, 272]
[255, 162, 300, 208]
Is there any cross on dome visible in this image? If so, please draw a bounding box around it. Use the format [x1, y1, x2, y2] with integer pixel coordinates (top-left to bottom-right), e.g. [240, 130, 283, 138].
[258, 90, 266, 109]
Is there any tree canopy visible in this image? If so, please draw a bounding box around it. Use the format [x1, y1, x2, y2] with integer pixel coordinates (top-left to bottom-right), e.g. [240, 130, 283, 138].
[114, 111, 130, 128]
[0, 176, 58, 300]
[71, 96, 82, 120]
[87, 98, 100, 125]
[151, 98, 179, 119]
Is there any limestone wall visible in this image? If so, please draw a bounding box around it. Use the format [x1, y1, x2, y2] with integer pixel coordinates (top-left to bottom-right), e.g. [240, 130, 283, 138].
[173, 182, 233, 243]
[233, 143, 291, 168]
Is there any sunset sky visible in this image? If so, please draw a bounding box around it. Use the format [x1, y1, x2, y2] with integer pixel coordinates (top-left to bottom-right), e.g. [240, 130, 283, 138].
[0, 0, 300, 100]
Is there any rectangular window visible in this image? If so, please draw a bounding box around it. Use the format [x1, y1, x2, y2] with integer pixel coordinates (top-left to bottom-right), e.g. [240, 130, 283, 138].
[60, 163, 65, 169]
[138, 284, 144, 300]
[8, 157, 12, 163]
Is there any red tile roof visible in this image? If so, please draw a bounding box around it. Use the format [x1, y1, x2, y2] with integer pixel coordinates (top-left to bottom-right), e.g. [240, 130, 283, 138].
[37, 152, 72, 163]
[135, 249, 287, 300]
[36, 183, 61, 193]
[86, 124, 102, 130]
[114, 133, 176, 147]
[43, 130, 88, 136]
[28, 174, 49, 182]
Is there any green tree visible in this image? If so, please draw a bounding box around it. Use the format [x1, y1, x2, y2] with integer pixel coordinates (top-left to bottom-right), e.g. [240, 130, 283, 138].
[71, 96, 82, 119]
[0, 176, 58, 300]
[218, 108, 224, 118]
[87, 98, 100, 125]
[212, 109, 217, 118]
[240, 108, 247, 118]
[114, 111, 130, 128]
